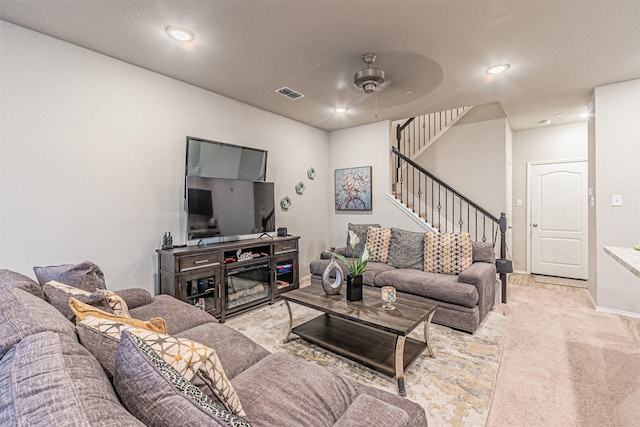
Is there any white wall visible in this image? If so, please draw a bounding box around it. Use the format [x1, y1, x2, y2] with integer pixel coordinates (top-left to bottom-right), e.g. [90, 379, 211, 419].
[326, 121, 426, 247]
[0, 21, 330, 291]
[416, 117, 508, 219]
[411, 116, 509, 254]
[587, 97, 597, 299]
[511, 122, 588, 272]
[594, 79, 640, 314]
[505, 120, 514, 257]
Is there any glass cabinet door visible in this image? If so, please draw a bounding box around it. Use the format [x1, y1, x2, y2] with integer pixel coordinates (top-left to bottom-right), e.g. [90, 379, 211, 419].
[274, 253, 299, 293]
[182, 268, 222, 316]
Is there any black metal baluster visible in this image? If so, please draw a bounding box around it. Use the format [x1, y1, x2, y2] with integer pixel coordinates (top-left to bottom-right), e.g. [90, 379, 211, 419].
[475, 208, 478, 242]
[437, 184, 441, 231]
[444, 187, 448, 233]
[418, 171, 422, 219]
[482, 214, 487, 242]
[459, 196, 463, 233]
[452, 194, 455, 233]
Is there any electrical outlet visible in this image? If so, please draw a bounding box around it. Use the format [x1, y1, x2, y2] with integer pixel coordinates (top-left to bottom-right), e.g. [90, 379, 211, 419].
[612, 195, 622, 206]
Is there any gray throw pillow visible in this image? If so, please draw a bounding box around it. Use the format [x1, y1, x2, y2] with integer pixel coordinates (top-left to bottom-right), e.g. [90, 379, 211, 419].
[472, 241, 495, 263]
[386, 228, 425, 270]
[345, 223, 380, 258]
[114, 330, 251, 427]
[33, 261, 107, 292]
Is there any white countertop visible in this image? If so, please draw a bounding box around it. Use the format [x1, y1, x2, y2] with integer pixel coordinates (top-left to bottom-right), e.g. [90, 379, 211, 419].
[604, 246, 640, 280]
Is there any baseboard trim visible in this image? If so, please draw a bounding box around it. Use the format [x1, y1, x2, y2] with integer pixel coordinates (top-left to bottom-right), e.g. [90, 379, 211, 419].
[299, 274, 312, 287]
[385, 194, 438, 232]
[585, 288, 597, 309]
[596, 305, 640, 319]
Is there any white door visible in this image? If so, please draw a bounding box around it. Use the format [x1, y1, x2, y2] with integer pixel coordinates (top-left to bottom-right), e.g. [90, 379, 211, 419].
[529, 161, 588, 279]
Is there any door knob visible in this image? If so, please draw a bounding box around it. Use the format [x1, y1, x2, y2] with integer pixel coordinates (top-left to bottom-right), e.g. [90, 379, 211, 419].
[532, 223, 538, 227]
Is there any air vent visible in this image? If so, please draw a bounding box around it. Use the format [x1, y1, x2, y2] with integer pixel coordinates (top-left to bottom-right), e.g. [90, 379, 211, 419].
[275, 87, 305, 100]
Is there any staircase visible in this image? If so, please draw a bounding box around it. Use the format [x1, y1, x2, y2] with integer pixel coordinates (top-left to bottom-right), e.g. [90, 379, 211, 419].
[395, 106, 472, 160]
[391, 107, 509, 302]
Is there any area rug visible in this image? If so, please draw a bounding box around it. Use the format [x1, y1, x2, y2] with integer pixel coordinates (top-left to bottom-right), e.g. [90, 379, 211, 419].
[225, 300, 506, 427]
[487, 284, 640, 427]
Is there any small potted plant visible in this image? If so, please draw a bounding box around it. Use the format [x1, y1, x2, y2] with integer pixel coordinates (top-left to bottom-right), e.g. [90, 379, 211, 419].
[332, 231, 370, 301]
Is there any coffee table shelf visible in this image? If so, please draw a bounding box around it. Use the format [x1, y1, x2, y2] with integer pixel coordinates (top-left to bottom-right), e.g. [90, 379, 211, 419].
[292, 313, 427, 376]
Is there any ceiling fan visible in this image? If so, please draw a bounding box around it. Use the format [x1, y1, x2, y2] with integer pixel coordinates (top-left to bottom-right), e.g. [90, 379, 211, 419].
[353, 53, 386, 94]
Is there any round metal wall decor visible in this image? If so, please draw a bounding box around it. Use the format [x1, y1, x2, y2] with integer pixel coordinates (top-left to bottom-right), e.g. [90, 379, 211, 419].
[307, 167, 316, 180]
[295, 181, 305, 195]
[280, 196, 292, 210]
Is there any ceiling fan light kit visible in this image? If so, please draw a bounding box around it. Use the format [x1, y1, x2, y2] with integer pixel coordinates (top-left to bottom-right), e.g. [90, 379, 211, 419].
[354, 53, 386, 94]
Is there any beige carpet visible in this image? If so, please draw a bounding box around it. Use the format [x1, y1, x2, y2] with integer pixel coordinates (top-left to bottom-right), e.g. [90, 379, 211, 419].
[487, 284, 640, 426]
[225, 299, 506, 427]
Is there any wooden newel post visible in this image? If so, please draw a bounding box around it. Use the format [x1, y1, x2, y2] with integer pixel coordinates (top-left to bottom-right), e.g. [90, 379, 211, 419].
[499, 212, 508, 303]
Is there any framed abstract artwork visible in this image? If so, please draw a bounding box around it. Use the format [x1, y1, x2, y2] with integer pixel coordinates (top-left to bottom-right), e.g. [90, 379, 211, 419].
[334, 166, 372, 211]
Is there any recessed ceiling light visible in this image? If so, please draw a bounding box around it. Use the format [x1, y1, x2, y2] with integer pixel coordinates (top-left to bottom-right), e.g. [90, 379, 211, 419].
[486, 64, 510, 74]
[554, 113, 564, 117]
[334, 107, 348, 113]
[404, 90, 413, 95]
[166, 26, 194, 42]
[539, 119, 551, 126]
[578, 112, 590, 119]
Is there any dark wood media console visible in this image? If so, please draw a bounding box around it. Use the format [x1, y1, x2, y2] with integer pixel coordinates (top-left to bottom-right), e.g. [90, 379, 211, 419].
[157, 235, 299, 322]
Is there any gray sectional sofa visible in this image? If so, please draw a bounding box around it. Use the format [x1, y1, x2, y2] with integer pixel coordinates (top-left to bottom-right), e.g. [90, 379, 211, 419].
[0, 268, 427, 427]
[310, 225, 498, 333]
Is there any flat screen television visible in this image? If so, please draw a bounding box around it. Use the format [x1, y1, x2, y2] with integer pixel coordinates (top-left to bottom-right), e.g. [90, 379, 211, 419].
[186, 176, 275, 243]
[185, 136, 267, 181]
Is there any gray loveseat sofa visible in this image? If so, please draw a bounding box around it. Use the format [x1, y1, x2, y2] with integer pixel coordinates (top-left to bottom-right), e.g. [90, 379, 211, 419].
[0, 267, 427, 427]
[310, 225, 498, 334]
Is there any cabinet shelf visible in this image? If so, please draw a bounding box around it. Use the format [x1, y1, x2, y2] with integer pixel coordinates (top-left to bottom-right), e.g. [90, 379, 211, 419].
[186, 288, 216, 300]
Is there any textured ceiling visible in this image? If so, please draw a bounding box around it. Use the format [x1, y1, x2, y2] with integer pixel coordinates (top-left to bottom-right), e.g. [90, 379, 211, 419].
[1, 0, 639, 131]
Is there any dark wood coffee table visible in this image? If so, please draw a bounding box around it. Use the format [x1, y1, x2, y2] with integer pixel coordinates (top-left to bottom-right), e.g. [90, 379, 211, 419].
[281, 284, 437, 396]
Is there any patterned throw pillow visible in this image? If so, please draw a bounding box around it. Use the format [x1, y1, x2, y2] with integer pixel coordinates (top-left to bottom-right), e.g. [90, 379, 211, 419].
[97, 289, 130, 317]
[43, 280, 113, 322]
[386, 228, 425, 270]
[424, 233, 473, 275]
[366, 227, 391, 263]
[114, 331, 251, 427]
[78, 315, 243, 417]
[345, 223, 380, 258]
[45, 281, 130, 318]
[76, 315, 149, 378]
[132, 329, 244, 416]
[69, 297, 166, 333]
[34, 261, 106, 292]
